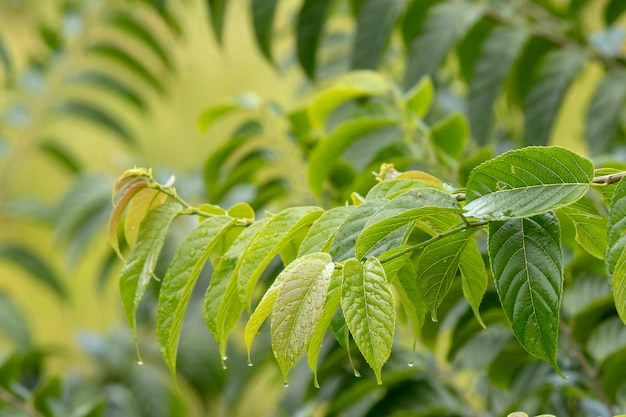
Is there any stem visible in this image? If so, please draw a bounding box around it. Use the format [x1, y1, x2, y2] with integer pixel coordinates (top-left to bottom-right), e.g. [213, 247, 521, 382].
[559, 320, 615, 416]
[0, 386, 46, 417]
[378, 220, 488, 264]
[591, 171, 626, 185]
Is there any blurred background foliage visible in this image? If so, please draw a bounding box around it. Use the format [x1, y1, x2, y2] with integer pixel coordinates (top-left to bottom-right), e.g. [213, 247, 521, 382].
[3, 0, 626, 416]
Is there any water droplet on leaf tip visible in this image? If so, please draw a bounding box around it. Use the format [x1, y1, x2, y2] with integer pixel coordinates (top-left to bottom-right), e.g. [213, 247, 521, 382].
[137, 361, 143, 366]
[222, 355, 228, 361]
[283, 382, 289, 388]
[314, 380, 320, 389]
[222, 364, 227, 370]
[248, 362, 254, 367]
[354, 370, 361, 378]
[408, 361, 414, 367]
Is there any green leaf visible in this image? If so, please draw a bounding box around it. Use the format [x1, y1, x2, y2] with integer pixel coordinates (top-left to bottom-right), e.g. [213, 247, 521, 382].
[309, 118, 396, 195]
[341, 257, 394, 384]
[417, 229, 478, 321]
[124, 188, 167, 247]
[523, 50, 586, 146]
[244, 274, 284, 363]
[0, 34, 11, 76]
[308, 71, 388, 129]
[468, 26, 528, 145]
[400, 0, 439, 46]
[379, 245, 412, 281]
[227, 202, 255, 220]
[587, 316, 626, 362]
[366, 178, 435, 200]
[298, 206, 356, 256]
[456, 17, 497, 82]
[119, 202, 182, 346]
[393, 262, 426, 343]
[605, 0, 626, 25]
[585, 70, 626, 155]
[351, 0, 402, 70]
[206, 0, 228, 44]
[559, 198, 607, 259]
[39, 139, 82, 174]
[404, 76, 433, 119]
[157, 216, 236, 379]
[251, 0, 278, 62]
[108, 180, 149, 257]
[606, 178, 626, 275]
[459, 240, 488, 327]
[87, 43, 163, 94]
[296, 0, 333, 79]
[53, 99, 135, 145]
[488, 213, 563, 372]
[0, 291, 32, 350]
[464, 146, 594, 220]
[66, 70, 147, 112]
[0, 244, 66, 299]
[330, 199, 387, 262]
[197, 103, 237, 133]
[271, 252, 334, 382]
[430, 113, 469, 166]
[403, 3, 482, 89]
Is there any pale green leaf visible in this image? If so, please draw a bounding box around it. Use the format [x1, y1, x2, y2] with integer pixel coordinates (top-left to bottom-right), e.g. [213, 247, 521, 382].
[560, 198, 607, 259]
[308, 71, 388, 129]
[585, 70, 626, 155]
[330, 199, 387, 262]
[109, 181, 148, 257]
[523, 50, 587, 146]
[488, 213, 563, 372]
[341, 258, 394, 384]
[271, 253, 334, 381]
[464, 146, 594, 220]
[366, 178, 436, 200]
[119, 202, 182, 345]
[309, 118, 396, 195]
[296, 0, 333, 79]
[606, 178, 626, 275]
[404, 76, 433, 118]
[157, 216, 236, 379]
[351, 0, 402, 70]
[227, 202, 255, 220]
[417, 229, 478, 321]
[197, 103, 237, 133]
[587, 316, 626, 362]
[124, 188, 167, 247]
[430, 113, 469, 166]
[459, 239, 488, 327]
[298, 206, 356, 256]
[379, 245, 412, 281]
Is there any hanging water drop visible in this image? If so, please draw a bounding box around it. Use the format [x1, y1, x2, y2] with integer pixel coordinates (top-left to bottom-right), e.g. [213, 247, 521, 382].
[137, 360, 143, 366]
[314, 379, 320, 389]
[283, 381, 289, 388]
[247, 360, 254, 367]
[408, 361, 414, 367]
[222, 364, 227, 370]
[222, 355, 228, 361]
[354, 369, 361, 378]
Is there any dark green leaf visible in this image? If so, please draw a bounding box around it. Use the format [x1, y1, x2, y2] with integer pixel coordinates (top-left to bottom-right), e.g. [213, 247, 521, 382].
[351, 0, 402, 70]
[251, 0, 278, 62]
[39, 139, 82, 174]
[393, 262, 426, 343]
[488, 213, 563, 372]
[465, 146, 594, 220]
[119, 202, 182, 345]
[296, 0, 333, 79]
[456, 17, 497, 82]
[400, 0, 438, 46]
[206, 0, 228, 44]
[605, 0, 626, 25]
[606, 178, 626, 275]
[585, 70, 626, 155]
[430, 113, 469, 166]
[523, 50, 586, 146]
[341, 258, 394, 384]
[66, 70, 147, 112]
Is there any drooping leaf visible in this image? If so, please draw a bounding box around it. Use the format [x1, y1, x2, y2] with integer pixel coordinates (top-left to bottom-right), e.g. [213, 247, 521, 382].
[66, 70, 147, 112]
[298, 206, 356, 256]
[522, 50, 586, 146]
[468, 26, 528, 145]
[585, 70, 626, 155]
[308, 119, 396, 195]
[587, 316, 626, 362]
[251, 0, 278, 62]
[464, 146, 594, 220]
[39, 139, 82, 174]
[379, 245, 412, 280]
[53, 99, 135, 145]
[330, 199, 387, 262]
[296, 0, 334, 79]
[271, 252, 334, 381]
[488, 213, 563, 372]
[559, 197, 607, 259]
[429, 113, 469, 166]
[341, 257, 394, 384]
[393, 262, 426, 344]
[0, 34, 11, 76]
[605, 0, 626, 25]
[108, 181, 149, 257]
[459, 239, 488, 327]
[404, 76, 433, 119]
[456, 17, 498, 82]
[351, 0, 402, 70]
[417, 228, 478, 321]
[206, 0, 228, 44]
[605, 178, 626, 275]
[400, 0, 439, 46]
[0, 292, 32, 351]
[157, 216, 236, 379]
[197, 103, 237, 133]
[124, 188, 168, 247]
[119, 202, 182, 345]
[403, 2, 482, 89]
[0, 244, 66, 299]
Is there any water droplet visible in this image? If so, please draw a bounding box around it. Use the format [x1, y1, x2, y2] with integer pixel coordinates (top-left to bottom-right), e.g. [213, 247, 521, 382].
[408, 361, 414, 367]
[222, 355, 228, 361]
[189, 250, 196, 257]
[354, 370, 361, 378]
[199, 230, 207, 237]
[137, 361, 143, 366]
[322, 231, 329, 237]
[222, 364, 227, 370]
[248, 361, 254, 367]
[283, 382, 289, 388]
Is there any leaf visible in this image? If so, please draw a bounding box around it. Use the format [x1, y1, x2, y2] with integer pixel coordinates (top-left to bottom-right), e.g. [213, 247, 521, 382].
[157, 216, 236, 379]
[585, 70, 626, 155]
[430, 113, 469, 166]
[605, 0, 626, 25]
[227, 202, 255, 220]
[39, 139, 82, 174]
[341, 257, 394, 384]
[559, 198, 607, 259]
[393, 262, 426, 343]
[0, 244, 66, 299]
[53, 99, 135, 145]
[366, 178, 433, 200]
[251, 0, 278, 62]
[66, 70, 147, 112]
[379, 245, 412, 280]
[296, 0, 333, 79]
[298, 206, 356, 256]
[488, 213, 563, 372]
[456, 17, 497, 82]
[206, 0, 228, 44]
[197, 103, 237, 133]
[0, 34, 11, 76]
[119, 202, 182, 346]
[244, 273, 284, 363]
[330, 199, 387, 262]
[108, 181, 149, 256]
[606, 178, 626, 275]
[468, 26, 528, 145]
[351, 0, 402, 70]
[459, 240, 488, 327]
[0, 292, 32, 350]
[308, 71, 388, 129]
[464, 146, 594, 220]
[522, 50, 587, 146]
[403, 3, 482, 89]
[417, 229, 478, 321]
[271, 253, 334, 381]
[587, 316, 626, 362]
[404, 76, 433, 118]
[309, 119, 396, 195]
[124, 188, 168, 247]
